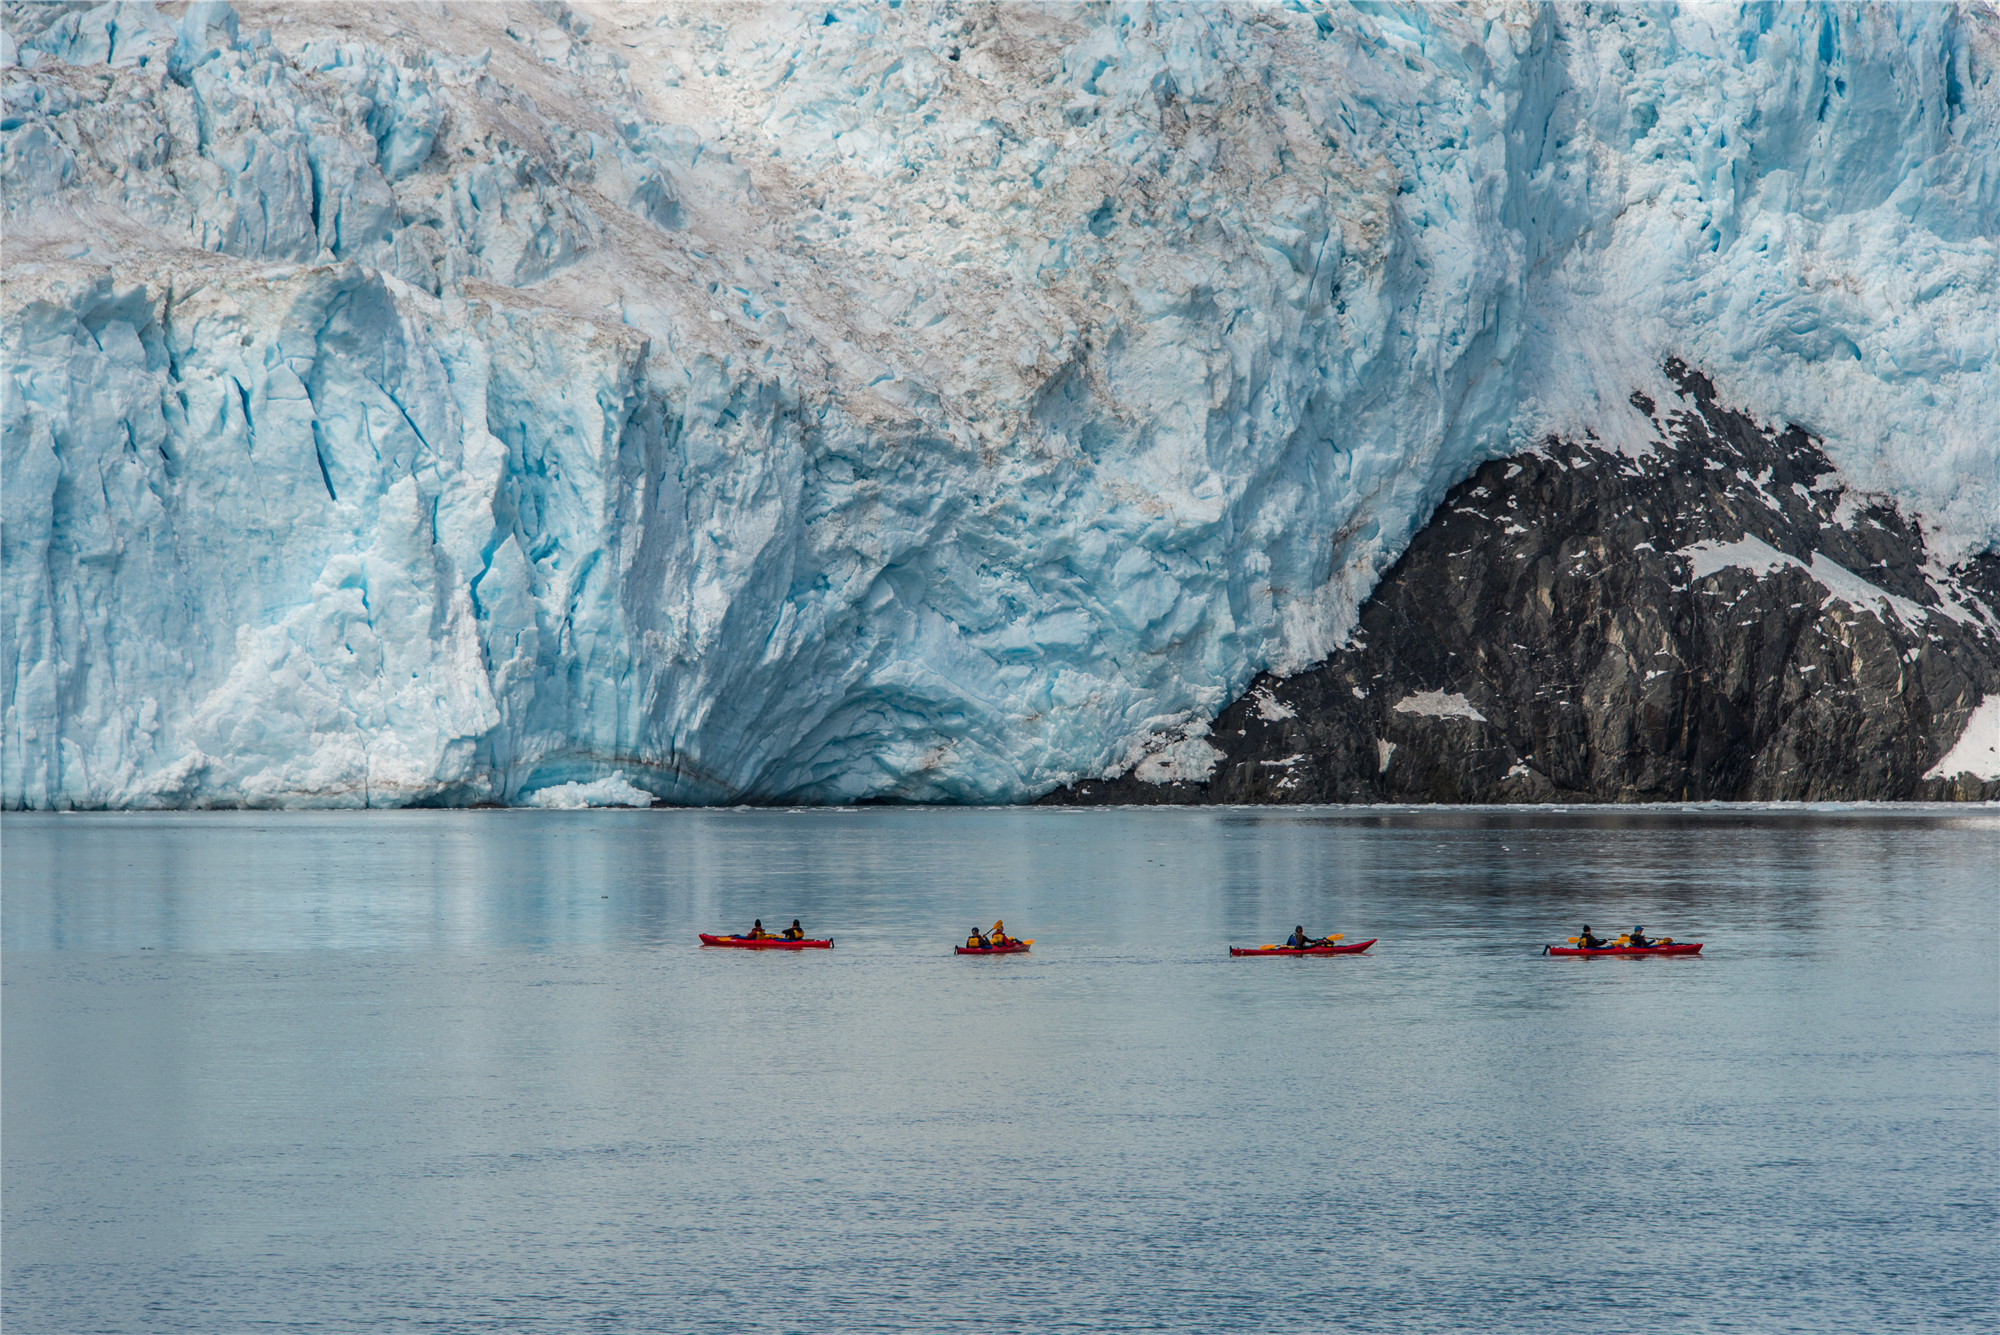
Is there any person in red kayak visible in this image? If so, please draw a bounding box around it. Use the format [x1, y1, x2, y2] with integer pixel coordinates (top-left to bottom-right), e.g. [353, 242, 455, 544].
[988, 920, 1014, 948]
[1287, 926, 1327, 949]
[966, 926, 990, 949]
[1627, 925, 1652, 948]
[1577, 925, 1606, 948]
[742, 919, 771, 940]
[781, 919, 805, 941]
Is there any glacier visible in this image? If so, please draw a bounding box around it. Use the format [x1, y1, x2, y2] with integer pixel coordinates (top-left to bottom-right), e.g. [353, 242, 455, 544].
[2, 0, 1995, 808]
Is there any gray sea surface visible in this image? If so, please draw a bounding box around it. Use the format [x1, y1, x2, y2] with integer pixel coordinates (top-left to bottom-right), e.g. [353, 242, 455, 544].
[4, 806, 1996, 1333]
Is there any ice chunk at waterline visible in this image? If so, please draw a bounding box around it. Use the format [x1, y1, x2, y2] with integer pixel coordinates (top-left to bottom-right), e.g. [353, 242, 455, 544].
[3, 2, 1995, 807]
[524, 773, 657, 810]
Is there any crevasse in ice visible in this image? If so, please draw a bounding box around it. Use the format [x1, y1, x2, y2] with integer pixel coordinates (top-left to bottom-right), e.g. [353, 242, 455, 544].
[3, 2, 1995, 807]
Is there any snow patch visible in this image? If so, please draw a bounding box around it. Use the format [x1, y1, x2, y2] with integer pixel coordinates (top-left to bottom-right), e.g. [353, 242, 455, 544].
[1926, 697, 2000, 782]
[1250, 686, 1296, 722]
[1742, 469, 1784, 513]
[1829, 491, 1871, 530]
[1920, 559, 1996, 634]
[1682, 535, 1797, 580]
[1376, 739, 1396, 775]
[1392, 691, 1489, 723]
[1679, 536, 1946, 629]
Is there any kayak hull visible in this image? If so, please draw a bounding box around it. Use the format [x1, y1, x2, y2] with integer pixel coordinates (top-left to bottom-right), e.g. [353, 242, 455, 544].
[956, 941, 1031, 954]
[1547, 942, 1701, 957]
[1230, 939, 1376, 956]
[699, 933, 833, 950]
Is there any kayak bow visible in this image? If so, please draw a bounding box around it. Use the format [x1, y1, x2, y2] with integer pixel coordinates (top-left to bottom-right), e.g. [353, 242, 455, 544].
[1545, 942, 1701, 957]
[699, 933, 834, 950]
[1230, 939, 1376, 957]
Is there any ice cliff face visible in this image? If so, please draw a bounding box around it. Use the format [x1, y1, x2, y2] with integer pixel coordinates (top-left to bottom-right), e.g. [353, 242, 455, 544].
[4, 1, 1996, 807]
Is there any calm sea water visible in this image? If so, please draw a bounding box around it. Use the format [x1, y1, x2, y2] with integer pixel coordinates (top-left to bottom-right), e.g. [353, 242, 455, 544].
[4, 806, 1996, 1334]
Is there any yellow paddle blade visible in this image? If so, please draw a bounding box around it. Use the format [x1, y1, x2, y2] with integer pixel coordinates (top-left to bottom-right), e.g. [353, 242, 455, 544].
[1566, 937, 1582, 944]
[1326, 934, 1344, 942]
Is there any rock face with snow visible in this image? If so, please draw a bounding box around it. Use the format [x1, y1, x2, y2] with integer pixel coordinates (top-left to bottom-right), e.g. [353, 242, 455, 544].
[1048, 364, 2000, 805]
[4, 1, 1997, 808]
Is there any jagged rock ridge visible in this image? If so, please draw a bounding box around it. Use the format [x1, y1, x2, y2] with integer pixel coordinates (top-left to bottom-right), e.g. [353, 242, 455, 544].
[1048, 364, 2000, 805]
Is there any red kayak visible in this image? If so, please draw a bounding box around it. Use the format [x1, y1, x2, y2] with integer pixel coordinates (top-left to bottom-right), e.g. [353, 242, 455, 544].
[1230, 939, 1376, 957]
[699, 933, 833, 950]
[1545, 942, 1701, 957]
[956, 939, 1032, 955]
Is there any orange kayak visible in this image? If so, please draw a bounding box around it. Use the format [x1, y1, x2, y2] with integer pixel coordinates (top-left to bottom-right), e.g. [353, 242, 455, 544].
[1545, 942, 1700, 957]
[699, 933, 833, 950]
[1230, 939, 1376, 957]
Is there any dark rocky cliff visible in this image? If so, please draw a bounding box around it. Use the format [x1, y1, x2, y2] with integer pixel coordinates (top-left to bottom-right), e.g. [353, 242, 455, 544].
[1048, 363, 2000, 806]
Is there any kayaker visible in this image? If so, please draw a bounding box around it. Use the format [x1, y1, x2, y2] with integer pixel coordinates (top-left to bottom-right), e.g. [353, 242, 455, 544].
[1287, 926, 1316, 949]
[990, 919, 1011, 947]
[743, 919, 770, 940]
[780, 919, 805, 941]
[967, 927, 989, 949]
[1577, 925, 1606, 949]
[1628, 925, 1652, 948]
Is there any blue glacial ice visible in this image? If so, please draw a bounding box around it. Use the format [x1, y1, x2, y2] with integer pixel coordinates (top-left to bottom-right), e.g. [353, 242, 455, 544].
[3, 1, 1996, 806]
